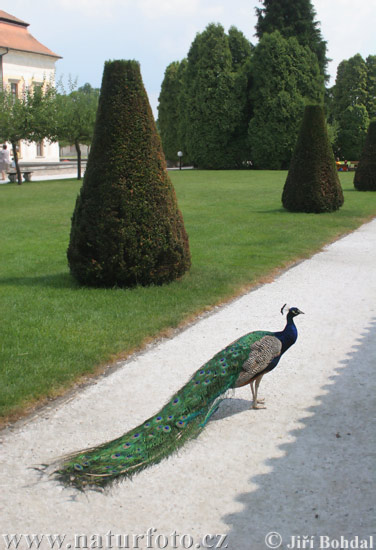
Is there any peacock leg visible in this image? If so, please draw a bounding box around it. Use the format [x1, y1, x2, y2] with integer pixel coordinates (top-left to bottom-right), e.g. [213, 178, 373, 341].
[251, 374, 266, 409]
[250, 380, 264, 403]
[250, 379, 255, 401]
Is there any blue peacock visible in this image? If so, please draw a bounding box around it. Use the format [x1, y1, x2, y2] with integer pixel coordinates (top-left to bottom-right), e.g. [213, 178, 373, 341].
[52, 305, 303, 490]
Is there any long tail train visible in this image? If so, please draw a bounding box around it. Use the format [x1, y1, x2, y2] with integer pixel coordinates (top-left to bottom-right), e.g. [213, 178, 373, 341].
[51, 340, 244, 490]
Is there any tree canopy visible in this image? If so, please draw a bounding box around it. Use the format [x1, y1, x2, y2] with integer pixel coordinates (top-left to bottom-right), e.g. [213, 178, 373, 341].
[0, 81, 56, 184]
[332, 55, 368, 117]
[248, 31, 324, 169]
[56, 81, 99, 179]
[330, 54, 373, 159]
[182, 23, 252, 168]
[228, 25, 254, 70]
[157, 61, 185, 165]
[365, 55, 376, 120]
[156, 11, 373, 171]
[255, 0, 328, 76]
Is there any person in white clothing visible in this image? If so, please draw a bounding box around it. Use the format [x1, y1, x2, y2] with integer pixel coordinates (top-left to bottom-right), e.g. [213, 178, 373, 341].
[0, 144, 11, 180]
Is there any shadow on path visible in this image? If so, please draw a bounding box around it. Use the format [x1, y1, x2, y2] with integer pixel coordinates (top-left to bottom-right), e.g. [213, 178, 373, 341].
[222, 318, 376, 550]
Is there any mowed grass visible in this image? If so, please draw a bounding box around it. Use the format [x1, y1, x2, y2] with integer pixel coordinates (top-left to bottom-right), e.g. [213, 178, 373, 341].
[0, 171, 375, 420]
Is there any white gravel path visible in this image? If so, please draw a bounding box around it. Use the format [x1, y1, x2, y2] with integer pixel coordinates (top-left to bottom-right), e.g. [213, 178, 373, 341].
[1, 219, 376, 550]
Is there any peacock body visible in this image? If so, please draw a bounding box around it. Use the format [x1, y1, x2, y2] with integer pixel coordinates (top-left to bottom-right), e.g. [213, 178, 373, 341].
[52, 306, 303, 490]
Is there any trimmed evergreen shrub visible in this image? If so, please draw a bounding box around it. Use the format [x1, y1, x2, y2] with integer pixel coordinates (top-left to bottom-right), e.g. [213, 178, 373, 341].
[67, 60, 191, 287]
[354, 120, 376, 191]
[282, 105, 344, 213]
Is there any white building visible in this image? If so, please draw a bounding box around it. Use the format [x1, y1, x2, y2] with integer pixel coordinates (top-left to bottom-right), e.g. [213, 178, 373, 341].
[0, 10, 61, 163]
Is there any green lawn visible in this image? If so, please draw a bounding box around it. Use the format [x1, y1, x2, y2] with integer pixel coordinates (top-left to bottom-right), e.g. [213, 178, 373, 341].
[0, 171, 375, 421]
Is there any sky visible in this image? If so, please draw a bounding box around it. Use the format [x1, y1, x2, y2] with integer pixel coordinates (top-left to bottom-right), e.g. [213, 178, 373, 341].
[2, 0, 375, 118]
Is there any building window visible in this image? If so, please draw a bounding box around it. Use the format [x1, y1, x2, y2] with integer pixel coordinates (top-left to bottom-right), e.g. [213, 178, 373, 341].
[36, 141, 44, 157]
[10, 82, 18, 103]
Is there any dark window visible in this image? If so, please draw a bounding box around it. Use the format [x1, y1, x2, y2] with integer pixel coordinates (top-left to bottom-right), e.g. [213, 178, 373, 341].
[10, 82, 18, 103]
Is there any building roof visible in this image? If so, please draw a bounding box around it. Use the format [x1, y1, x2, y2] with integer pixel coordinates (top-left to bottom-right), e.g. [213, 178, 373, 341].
[0, 10, 61, 59]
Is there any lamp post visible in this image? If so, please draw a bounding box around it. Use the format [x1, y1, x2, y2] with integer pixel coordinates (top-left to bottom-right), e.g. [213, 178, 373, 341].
[177, 150, 183, 170]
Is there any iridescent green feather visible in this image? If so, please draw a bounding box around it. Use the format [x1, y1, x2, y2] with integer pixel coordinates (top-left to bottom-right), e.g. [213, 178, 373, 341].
[53, 330, 270, 490]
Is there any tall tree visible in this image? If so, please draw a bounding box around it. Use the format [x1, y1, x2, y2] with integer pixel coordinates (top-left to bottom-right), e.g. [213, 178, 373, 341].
[56, 81, 99, 179]
[333, 55, 368, 117]
[175, 59, 190, 165]
[0, 81, 57, 184]
[226, 26, 254, 167]
[365, 55, 376, 120]
[157, 61, 185, 165]
[183, 23, 251, 168]
[255, 0, 328, 76]
[332, 55, 369, 159]
[336, 104, 369, 160]
[67, 60, 190, 288]
[228, 25, 254, 71]
[248, 31, 324, 169]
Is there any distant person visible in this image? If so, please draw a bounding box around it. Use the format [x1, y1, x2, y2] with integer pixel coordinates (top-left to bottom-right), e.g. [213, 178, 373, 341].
[0, 144, 11, 180]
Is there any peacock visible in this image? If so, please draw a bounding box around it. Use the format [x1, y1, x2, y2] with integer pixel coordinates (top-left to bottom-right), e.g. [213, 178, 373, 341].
[51, 305, 303, 490]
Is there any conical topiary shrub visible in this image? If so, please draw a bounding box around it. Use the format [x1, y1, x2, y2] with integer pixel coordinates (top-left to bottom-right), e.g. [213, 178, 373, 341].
[67, 60, 191, 287]
[282, 105, 344, 213]
[354, 120, 376, 191]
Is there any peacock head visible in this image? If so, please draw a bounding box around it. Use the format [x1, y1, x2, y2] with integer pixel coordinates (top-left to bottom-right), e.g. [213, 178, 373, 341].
[281, 304, 304, 317]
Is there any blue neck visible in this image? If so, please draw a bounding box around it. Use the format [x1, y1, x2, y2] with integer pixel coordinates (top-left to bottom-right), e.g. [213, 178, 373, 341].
[275, 314, 298, 354]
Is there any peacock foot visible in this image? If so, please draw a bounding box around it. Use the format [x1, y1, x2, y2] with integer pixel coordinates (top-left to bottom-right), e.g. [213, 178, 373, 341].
[252, 402, 266, 410]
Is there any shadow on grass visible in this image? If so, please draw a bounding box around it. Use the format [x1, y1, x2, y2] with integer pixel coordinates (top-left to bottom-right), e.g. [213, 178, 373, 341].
[0, 273, 77, 289]
[254, 208, 287, 214]
[221, 317, 376, 548]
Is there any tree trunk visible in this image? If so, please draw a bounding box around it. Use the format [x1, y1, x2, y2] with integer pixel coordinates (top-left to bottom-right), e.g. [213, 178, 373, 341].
[75, 140, 82, 180]
[11, 142, 22, 185]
